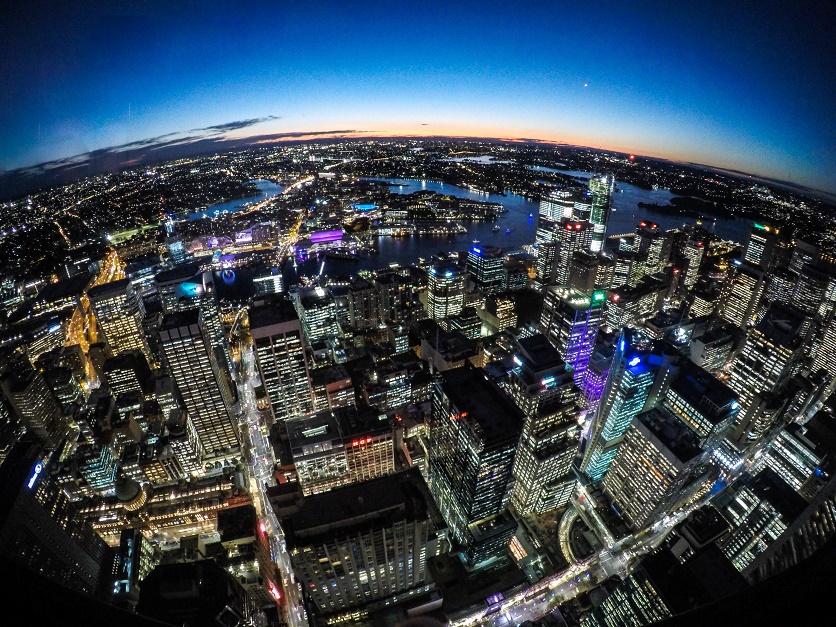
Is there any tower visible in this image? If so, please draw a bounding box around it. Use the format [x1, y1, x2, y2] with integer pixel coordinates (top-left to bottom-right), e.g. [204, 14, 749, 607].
[554, 219, 593, 285]
[249, 298, 314, 424]
[539, 285, 605, 387]
[467, 245, 505, 295]
[159, 310, 240, 463]
[580, 329, 659, 482]
[88, 278, 152, 364]
[507, 335, 583, 514]
[588, 173, 614, 253]
[426, 262, 466, 321]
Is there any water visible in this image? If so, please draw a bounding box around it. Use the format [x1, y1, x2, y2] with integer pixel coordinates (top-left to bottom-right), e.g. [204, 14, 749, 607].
[266, 175, 748, 293]
[185, 179, 284, 221]
[442, 156, 515, 164]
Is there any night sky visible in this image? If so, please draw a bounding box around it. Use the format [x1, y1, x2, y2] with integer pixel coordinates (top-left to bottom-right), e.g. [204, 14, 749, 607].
[1, 0, 834, 193]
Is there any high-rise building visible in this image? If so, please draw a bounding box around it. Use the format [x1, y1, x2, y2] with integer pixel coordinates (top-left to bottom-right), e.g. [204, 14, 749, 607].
[763, 411, 836, 499]
[744, 222, 782, 270]
[537, 192, 575, 244]
[535, 241, 558, 286]
[284, 468, 446, 617]
[249, 298, 313, 424]
[718, 262, 765, 329]
[580, 329, 659, 482]
[680, 240, 705, 290]
[425, 262, 466, 321]
[715, 468, 807, 572]
[793, 262, 836, 319]
[88, 278, 152, 364]
[507, 335, 583, 514]
[0, 440, 116, 598]
[293, 286, 339, 344]
[634, 222, 673, 273]
[661, 360, 740, 447]
[467, 245, 505, 295]
[347, 277, 381, 332]
[588, 174, 614, 252]
[0, 360, 69, 450]
[539, 286, 605, 386]
[727, 303, 808, 444]
[554, 219, 593, 285]
[428, 365, 523, 564]
[159, 310, 240, 462]
[603, 407, 704, 530]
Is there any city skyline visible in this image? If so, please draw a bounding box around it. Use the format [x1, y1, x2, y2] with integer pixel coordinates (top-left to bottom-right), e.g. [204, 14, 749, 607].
[1, 0, 834, 198]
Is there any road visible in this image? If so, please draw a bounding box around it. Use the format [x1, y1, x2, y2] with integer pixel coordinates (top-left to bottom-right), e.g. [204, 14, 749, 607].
[237, 345, 309, 627]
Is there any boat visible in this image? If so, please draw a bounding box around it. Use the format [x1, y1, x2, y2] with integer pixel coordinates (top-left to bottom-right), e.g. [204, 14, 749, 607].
[505, 228, 511, 234]
[528, 213, 533, 218]
[492, 224, 501, 232]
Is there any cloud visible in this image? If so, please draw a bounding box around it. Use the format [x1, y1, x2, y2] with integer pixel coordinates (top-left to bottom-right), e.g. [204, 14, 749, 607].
[192, 115, 281, 134]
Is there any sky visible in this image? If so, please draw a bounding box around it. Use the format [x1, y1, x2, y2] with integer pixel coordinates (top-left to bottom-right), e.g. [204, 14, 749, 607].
[1, 0, 834, 194]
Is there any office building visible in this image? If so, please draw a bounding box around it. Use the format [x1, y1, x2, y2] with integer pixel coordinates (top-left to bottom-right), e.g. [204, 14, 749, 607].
[539, 286, 605, 386]
[763, 411, 836, 499]
[467, 245, 505, 295]
[428, 366, 523, 564]
[88, 278, 152, 363]
[1, 361, 69, 450]
[284, 468, 446, 617]
[553, 219, 593, 285]
[426, 262, 467, 321]
[159, 310, 240, 462]
[580, 329, 659, 482]
[347, 277, 381, 332]
[507, 335, 583, 514]
[603, 407, 704, 530]
[249, 298, 313, 423]
[718, 261, 766, 329]
[744, 222, 782, 270]
[680, 240, 705, 290]
[588, 174, 613, 252]
[727, 303, 808, 444]
[0, 440, 116, 598]
[293, 286, 339, 344]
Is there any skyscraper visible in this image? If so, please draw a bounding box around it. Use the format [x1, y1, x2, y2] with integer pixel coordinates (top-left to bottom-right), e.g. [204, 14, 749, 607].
[680, 240, 705, 290]
[726, 303, 808, 444]
[554, 219, 593, 285]
[428, 365, 523, 564]
[425, 262, 466, 321]
[718, 261, 766, 329]
[507, 335, 583, 514]
[580, 329, 659, 482]
[744, 222, 782, 270]
[539, 285, 605, 386]
[588, 174, 614, 252]
[467, 245, 505, 295]
[250, 298, 314, 424]
[88, 278, 152, 364]
[159, 310, 240, 462]
[603, 407, 704, 530]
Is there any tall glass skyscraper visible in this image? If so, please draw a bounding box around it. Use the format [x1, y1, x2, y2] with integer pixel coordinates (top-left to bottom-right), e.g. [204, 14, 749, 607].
[588, 174, 614, 253]
[581, 329, 658, 482]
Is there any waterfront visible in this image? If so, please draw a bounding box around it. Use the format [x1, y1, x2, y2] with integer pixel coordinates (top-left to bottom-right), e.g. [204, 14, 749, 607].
[185, 179, 284, 221]
[213, 175, 752, 299]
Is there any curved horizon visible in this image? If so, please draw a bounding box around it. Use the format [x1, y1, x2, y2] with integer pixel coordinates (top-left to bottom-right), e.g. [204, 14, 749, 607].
[1, 1, 833, 196]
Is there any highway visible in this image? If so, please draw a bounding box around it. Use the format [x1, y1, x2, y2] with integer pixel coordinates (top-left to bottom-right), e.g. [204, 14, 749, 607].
[237, 345, 309, 627]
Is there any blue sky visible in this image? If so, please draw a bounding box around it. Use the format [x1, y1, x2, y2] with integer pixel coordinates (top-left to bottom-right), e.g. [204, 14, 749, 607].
[1, 0, 833, 193]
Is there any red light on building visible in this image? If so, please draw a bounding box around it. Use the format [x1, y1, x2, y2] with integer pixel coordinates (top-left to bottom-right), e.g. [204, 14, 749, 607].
[270, 585, 282, 600]
[366, 436, 372, 444]
[639, 221, 647, 227]
[259, 521, 267, 535]
[611, 294, 620, 302]
[461, 411, 468, 417]
[628, 154, 635, 161]
[565, 224, 573, 231]
[352, 440, 359, 446]
[575, 223, 582, 230]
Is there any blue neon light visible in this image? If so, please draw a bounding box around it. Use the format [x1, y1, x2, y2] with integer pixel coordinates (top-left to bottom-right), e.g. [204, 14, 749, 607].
[471, 246, 482, 255]
[628, 356, 641, 367]
[444, 271, 453, 278]
[513, 355, 522, 367]
[541, 376, 556, 387]
[619, 338, 626, 352]
[27, 462, 43, 489]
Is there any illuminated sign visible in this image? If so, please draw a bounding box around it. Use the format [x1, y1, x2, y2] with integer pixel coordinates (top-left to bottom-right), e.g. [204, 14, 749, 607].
[619, 338, 626, 353]
[471, 246, 482, 255]
[628, 356, 641, 367]
[309, 229, 343, 243]
[27, 462, 43, 489]
[592, 291, 605, 303]
[541, 376, 556, 387]
[513, 355, 523, 367]
[444, 271, 453, 278]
